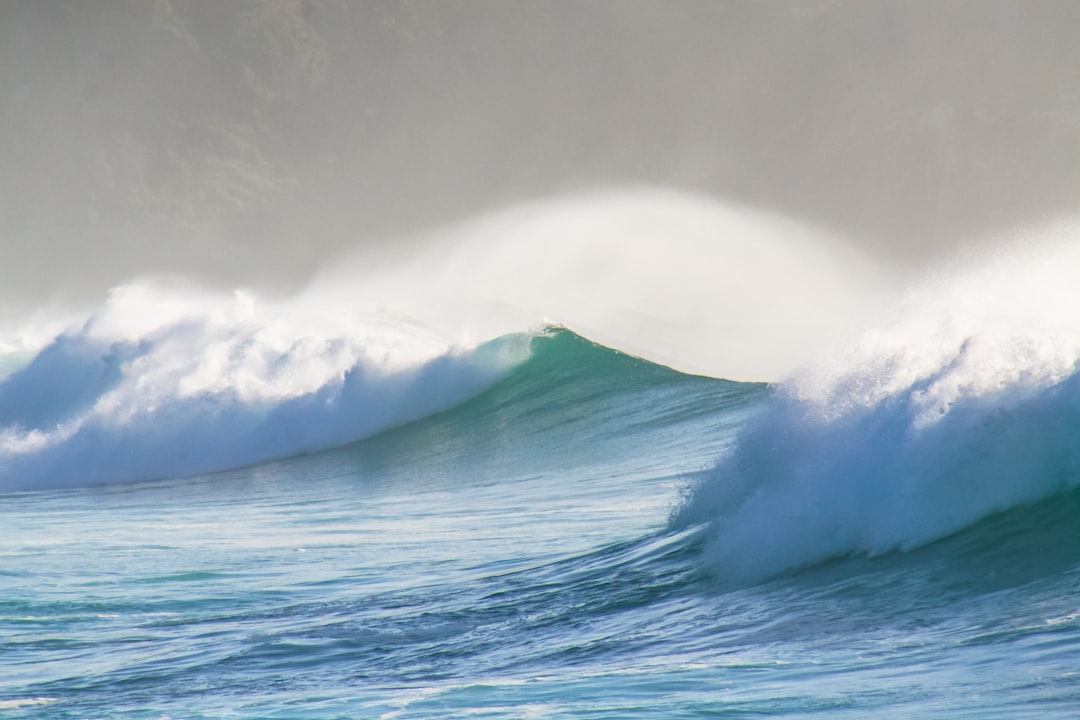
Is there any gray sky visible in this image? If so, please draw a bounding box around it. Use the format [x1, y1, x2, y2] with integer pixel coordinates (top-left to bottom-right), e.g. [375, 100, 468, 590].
[3, 0, 1080, 314]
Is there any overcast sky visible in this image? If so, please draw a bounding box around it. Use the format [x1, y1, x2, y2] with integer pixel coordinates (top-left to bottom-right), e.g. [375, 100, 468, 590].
[3, 0, 1080, 314]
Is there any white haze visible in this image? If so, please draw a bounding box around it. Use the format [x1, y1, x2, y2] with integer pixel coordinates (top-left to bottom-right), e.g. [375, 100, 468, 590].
[308, 188, 900, 380]
[4, 1, 1080, 379]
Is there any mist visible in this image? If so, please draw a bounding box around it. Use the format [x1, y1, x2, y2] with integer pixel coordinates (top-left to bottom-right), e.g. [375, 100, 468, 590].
[3, 0, 1079, 370]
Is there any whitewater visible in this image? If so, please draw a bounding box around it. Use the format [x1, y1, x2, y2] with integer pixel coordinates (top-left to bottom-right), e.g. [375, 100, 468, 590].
[4, 194, 1080, 718]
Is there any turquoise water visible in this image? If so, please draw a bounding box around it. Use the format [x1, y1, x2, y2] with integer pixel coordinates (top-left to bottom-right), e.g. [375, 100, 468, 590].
[4, 325, 1080, 718]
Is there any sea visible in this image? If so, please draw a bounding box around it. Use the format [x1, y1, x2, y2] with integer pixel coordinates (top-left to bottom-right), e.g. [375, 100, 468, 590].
[3, 224, 1080, 719]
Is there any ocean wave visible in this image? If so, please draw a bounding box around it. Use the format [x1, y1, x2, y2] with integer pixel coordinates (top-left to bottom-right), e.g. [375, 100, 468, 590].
[673, 225, 1080, 585]
[0, 282, 531, 492]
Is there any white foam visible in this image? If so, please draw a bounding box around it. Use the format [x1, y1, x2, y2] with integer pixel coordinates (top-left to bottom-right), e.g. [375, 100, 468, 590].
[0, 698, 57, 709]
[0, 282, 531, 491]
[676, 219, 1080, 584]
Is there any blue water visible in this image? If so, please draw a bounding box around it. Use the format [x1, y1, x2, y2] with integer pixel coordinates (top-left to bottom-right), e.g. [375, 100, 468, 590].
[5, 286, 1080, 717]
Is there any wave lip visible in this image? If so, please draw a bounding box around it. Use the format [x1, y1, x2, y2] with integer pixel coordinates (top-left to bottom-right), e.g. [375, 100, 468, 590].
[0, 283, 531, 492]
[674, 232, 1080, 585]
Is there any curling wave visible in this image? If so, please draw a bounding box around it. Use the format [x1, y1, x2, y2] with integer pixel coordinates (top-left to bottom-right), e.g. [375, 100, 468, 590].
[673, 226, 1080, 585]
[0, 282, 531, 492]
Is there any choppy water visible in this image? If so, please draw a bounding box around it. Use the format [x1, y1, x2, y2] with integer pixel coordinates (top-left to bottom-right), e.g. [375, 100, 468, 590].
[5, 236, 1080, 717]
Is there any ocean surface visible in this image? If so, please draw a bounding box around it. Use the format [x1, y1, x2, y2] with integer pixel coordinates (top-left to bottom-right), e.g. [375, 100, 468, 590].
[4, 239, 1080, 718]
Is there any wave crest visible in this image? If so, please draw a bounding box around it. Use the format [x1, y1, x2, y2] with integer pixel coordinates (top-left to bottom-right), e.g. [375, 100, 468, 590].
[0, 282, 531, 492]
[673, 226, 1080, 585]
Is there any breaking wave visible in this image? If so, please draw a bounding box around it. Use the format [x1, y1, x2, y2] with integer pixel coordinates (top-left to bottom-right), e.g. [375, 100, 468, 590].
[674, 225, 1080, 584]
[0, 281, 530, 491]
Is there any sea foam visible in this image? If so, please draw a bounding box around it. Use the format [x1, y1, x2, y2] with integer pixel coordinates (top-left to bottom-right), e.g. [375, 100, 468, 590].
[0, 281, 530, 492]
[674, 220, 1080, 584]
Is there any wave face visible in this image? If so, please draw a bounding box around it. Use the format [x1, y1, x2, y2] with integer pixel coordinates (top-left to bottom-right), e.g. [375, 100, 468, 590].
[0, 282, 531, 492]
[347, 325, 765, 484]
[673, 231, 1080, 584]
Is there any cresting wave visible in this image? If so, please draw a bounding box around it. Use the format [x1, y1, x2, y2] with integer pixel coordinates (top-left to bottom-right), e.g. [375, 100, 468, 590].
[0, 187, 888, 492]
[6, 193, 1079, 596]
[673, 223, 1080, 585]
[0, 282, 531, 492]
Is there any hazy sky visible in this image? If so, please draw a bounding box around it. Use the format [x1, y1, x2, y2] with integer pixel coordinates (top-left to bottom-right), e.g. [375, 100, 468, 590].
[3, 0, 1080, 314]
